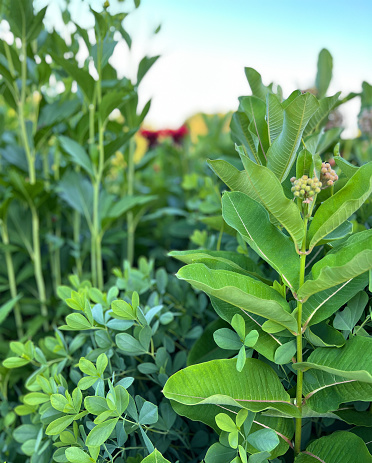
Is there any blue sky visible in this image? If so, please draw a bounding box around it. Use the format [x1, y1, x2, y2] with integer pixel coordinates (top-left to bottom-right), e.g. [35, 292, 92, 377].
[34, 0, 372, 135]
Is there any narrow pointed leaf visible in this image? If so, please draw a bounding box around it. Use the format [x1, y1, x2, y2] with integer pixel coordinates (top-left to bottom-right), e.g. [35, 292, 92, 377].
[308, 161, 372, 249]
[293, 336, 372, 383]
[244, 68, 271, 101]
[267, 93, 319, 182]
[163, 358, 300, 419]
[315, 49, 333, 98]
[303, 369, 372, 413]
[294, 431, 372, 462]
[240, 96, 269, 163]
[222, 192, 300, 291]
[230, 111, 259, 163]
[334, 155, 359, 179]
[298, 229, 372, 300]
[176, 264, 297, 333]
[234, 150, 304, 249]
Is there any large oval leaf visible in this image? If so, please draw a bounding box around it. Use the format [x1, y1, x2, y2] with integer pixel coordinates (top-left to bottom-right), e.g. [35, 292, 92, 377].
[163, 358, 300, 419]
[295, 431, 372, 462]
[267, 93, 319, 182]
[308, 161, 372, 249]
[298, 230, 372, 300]
[303, 369, 372, 413]
[222, 191, 300, 291]
[294, 336, 372, 383]
[176, 264, 297, 333]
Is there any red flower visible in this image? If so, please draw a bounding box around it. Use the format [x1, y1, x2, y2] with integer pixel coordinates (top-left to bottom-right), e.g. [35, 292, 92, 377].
[140, 125, 188, 147]
[140, 129, 160, 148]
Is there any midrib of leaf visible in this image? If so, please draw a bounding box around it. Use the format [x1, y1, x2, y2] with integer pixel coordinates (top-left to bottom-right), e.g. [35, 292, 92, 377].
[301, 451, 326, 463]
[166, 391, 292, 405]
[226, 191, 294, 290]
[304, 379, 357, 401]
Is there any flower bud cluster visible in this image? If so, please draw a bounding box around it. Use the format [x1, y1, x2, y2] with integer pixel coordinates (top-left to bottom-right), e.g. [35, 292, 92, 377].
[320, 162, 338, 188]
[290, 175, 322, 204]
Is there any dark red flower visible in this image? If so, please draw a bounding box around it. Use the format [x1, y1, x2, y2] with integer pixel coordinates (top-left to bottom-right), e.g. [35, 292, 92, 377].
[140, 129, 160, 148]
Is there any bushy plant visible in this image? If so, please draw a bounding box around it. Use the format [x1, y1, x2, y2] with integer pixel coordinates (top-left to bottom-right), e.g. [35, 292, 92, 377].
[164, 69, 372, 462]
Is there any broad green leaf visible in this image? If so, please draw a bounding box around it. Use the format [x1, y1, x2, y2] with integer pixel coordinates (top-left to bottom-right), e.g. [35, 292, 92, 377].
[301, 273, 368, 327]
[315, 48, 333, 98]
[63, 313, 93, 331]
[334, 410, 372, 427]
[235, 149, 304, 249]
[163, 358, 300, 419]
[303, 93, 340, 136]
[334, 155, 359, 179]
[187, 318, 235, 365]
[13, 424, 39, 443]
[59, 136, 94, 177]
[176, 264, 297, 333]
[139, 401, 158, 425]
[79, 358, 97, 376]
[316, 220, 352, 246]
[222, 191, 300, 291]
[308, 161, 372, 249]
[205, 443, 236, 463]
[142, 449, 171, 463]
[46, 415, 75, 435]
[333, 291, 368, 332]
[266, 93, 283, 145]
[303, 369, 372, 413]
[305, 322, 345, 348]
[244, 68, 271, 101]
[293, 336, 372, 383]
[86, 418, 118, 446]
[230, 111, 259, 163]
[116, 333, 147, 355]
[215, 413, 237, 432]
[294, 431, 372, 462]
[84, 396, 109, 415]
[65, 447, 94, 463]
[240, 96, 269, 164]
[267, 93, 319, 182]
[298, 229, 372, 300]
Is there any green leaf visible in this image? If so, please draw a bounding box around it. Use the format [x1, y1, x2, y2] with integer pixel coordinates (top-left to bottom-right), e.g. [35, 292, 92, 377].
[299, 230, 372, 300]
[303, 93, 341, 136]
[334, 156, 359, 179]
[139, 401, 158, 425]
[244, 330, 259, 348]
[315, 48, 333, 98]
[237, 148, 305, 249]
[65, 447, 94, 463]
[303, 369, 372, 413]
[305, 322, 345, 348]
[333, 291, 368, 332]
[116, 333, 147, 355]
[274, 341, 296, 365]
[244, 68, 271, 101]
[64, 313, 93, 331]
[141, 449, 171, 463]
[308, 162, 372, 249]
[0, 294, 22, 325]
[294, 431, 372, 462]
[3, 357, 30, 369]
[232, 313, 246, 339]
[214, 328, 242, 350]
[59, 136, 94, 177]
[86, 418, 118, 447]
[84, 396, 109, 415]
[222, 191, 300, 291]
[46, 415, 75, 435]
[302, 273, 368, 327]
[205, 443, 236, 463]
[266, 93, 283, 145]
[215, 413, 237, 432]
[137, 55, 160, 85]
[187, 318, 236, 365]
[247, 428, 280, 452]
[176, 264, 297, 333]
[240, 96, 269, 164]
[230, 111, 259, 163]
[294, 336, 372, 383]
[163, 358, 300, 422]
[79, 358, 97, 376]
[267, 93, 319, 182]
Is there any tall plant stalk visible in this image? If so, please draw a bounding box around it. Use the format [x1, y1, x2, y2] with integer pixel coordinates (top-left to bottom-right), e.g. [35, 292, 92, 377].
[0, 218, 23, 338]
[294, 216, 308, 455]
[126, 139, 135, 267]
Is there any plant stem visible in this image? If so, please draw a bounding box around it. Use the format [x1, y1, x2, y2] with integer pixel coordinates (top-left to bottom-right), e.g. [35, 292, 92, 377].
[127, 139, 135, 267]
[294, 217, 308, 455]
[0, 219, 23, 338]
